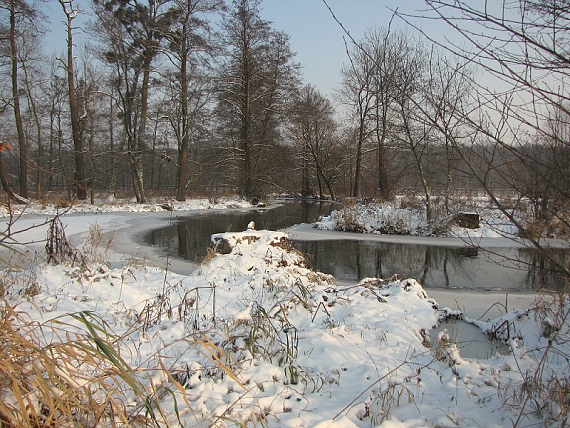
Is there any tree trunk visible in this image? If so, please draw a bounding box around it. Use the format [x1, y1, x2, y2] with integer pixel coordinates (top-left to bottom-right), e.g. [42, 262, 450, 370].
[301, 143, 310, 197]
[110, 130, 126, 199]
[321, 172, 336, 201]
[445, 139, 452, 214]
[402, 104, 432, 223]
[60, 1, 87, 200]
[48, 110, 55, 191]
[108, 88, 118, 198]
[352, 118, 365, 197]
[376, 102, 391, 200]
[21, 60, 43, 199]
[35, 111, 42, 199]
[176, 33, 189, 202]
[134, 51, 153, 204]
[242, 68, 252, 197]
[9, 1, 28, 199]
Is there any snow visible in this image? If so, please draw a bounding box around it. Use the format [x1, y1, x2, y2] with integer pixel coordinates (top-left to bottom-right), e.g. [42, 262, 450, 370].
[1, 198, 568, 427]
[314, 199, 521, 239]
[0, 196, 252, 218]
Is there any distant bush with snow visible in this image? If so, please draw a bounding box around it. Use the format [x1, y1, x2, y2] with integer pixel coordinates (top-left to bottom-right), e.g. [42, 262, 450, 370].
[315, 199, 446, 236]
[316, 198, 523, 238]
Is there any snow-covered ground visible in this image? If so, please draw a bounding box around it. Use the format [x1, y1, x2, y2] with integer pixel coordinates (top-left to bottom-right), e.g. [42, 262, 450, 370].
[0, 196, 252, 218]
[1, 198, 568, 427]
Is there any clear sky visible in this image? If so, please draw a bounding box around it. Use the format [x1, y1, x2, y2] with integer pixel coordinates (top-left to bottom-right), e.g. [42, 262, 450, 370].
[260, 0, 426, 99]
[42, 0, 428, 100]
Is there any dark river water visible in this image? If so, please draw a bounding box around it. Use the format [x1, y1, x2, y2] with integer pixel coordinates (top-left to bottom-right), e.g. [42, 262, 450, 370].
[144, 202, 568, 291]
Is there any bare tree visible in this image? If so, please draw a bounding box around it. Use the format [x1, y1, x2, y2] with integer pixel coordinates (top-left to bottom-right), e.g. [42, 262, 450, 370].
[391, 40, 433, 219]
[0, 0, 43, 201]
[17, 22, 48, 200]
[59, 0, 87, 200]
[367, 29, 399, 201]
[338, 27, 430, 201]
[164, 0, 219, 201]
[75, 51, 112, 203]
[288, 84, 342, 200]
[93, 0, 176, 203]
[401, 49, 475, 220]
[362, 27, 411, 200]
[0, 142, 21, 201]
[397, 1, 570, 271]
[45, 61, 68, 192]
[422, 52, 474, 213]
[338, 40, 375, 198]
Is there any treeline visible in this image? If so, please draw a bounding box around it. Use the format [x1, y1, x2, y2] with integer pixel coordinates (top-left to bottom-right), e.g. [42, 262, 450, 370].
[0, 0, 568, 219]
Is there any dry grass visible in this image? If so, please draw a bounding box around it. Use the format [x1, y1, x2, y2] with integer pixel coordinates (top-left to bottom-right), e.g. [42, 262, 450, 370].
[36, 193, 74, 209]
[332, 210, 366, 233]
[200, 246, 217, 265]
[521, 216, 570, 240]
[0, 306, 174, 427]
[81, 224, 115, 266]
[398, 195, 424, 211]
[0, 216, 181, 427]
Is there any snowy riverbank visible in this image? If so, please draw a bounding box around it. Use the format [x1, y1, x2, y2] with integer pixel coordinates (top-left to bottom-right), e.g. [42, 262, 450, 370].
[0, 198, 568, 426]
[314, 198, 570, 246]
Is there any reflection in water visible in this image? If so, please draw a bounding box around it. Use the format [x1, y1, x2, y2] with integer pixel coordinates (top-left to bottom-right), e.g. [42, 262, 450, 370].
[145, 202, 568, 291]
[294, 240, 568, 291]
[146, 201, 336, 261]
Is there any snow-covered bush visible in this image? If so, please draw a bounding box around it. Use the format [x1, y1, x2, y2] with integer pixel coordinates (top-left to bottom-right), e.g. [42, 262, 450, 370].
[316, 199, 448, 236]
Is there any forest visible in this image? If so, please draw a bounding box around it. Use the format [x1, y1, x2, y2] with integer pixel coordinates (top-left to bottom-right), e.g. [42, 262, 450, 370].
[0, 0, 568, 224]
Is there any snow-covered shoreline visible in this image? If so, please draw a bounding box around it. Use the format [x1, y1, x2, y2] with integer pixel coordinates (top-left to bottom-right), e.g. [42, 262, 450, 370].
[1, 197, 252, 275]
[3, 198, 558, 300]
[1, 199, 550, 316]
[313, 200, 570, 249]
[1, 198, 568, 426]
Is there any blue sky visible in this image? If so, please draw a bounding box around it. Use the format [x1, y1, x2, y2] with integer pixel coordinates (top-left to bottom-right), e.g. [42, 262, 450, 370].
[42, 0, 427, 99]
[262, 0, 426, 98]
